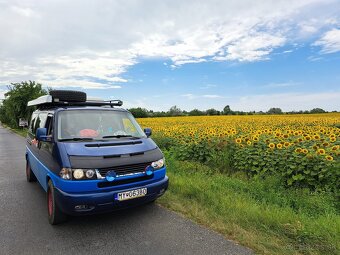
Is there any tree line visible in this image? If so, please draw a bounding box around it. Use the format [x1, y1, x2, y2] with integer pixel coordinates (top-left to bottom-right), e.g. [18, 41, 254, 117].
[0, 81, 335, 128]
[128, 105, 332, 118]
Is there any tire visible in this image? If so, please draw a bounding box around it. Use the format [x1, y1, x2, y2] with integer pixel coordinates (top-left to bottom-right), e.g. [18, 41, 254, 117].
[26, 160, 37, 182]
[49, 90, 86, 102]
[47, 180, 67, 225]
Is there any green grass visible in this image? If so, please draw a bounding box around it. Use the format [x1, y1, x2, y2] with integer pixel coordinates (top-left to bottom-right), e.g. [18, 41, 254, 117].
[158, 154, 340, 255]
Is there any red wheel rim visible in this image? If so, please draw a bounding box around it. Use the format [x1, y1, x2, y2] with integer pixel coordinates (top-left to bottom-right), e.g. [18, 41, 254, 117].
[48, 189, 53, 216]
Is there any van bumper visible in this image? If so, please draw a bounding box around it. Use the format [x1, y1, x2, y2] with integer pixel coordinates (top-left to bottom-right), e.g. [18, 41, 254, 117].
[54, 176, 169, 215]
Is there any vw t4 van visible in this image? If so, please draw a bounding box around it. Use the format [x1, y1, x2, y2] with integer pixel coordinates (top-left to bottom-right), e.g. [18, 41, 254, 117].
[25, 90, 168, 224]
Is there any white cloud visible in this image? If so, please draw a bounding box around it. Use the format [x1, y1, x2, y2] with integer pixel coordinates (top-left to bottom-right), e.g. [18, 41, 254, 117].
[202, 94, 223, 98]
[313, 29, 340, 53]
[214, 33, 286, 62]
[0, 0, 339, 89]
[122, 91, 340, 112]
[230, 92, 340, 111]
[0, 51, 134, 89]
[282, 50, 293, 54]
[10, 6, 35, 17]
[200, 84, 217, 89]
[181, 94, 196, 100]
[181, 93, 225, 100]
[261, 81, 301, 88]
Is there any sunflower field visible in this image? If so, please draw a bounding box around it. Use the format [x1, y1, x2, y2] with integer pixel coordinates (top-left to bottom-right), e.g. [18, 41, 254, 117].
[138, 113, 340, 191]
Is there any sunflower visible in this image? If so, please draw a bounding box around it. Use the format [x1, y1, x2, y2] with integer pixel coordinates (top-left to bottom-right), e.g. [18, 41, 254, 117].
[295, 148, 302, 153]
[247, 141, 252, 145]
[314, 134, 320, 140]
[332, 145, 339, 151]
[235, 138, 242, 144]
[330, 137, 336, 142]
[317, 148, 326, 155]
[277, 143, 283, 149]
[325, 155, 333, 161]
[269, 143, 275, 149]
[284, 142, 290, 147]
[302, 149, 308, 154]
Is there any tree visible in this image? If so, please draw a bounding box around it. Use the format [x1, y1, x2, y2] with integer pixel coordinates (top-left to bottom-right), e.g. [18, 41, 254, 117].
[189, 109, 204, 116]
[0, 81, 47, 128]
[223, 105, 233, 115]
[267, 107, 283, 114]
[206, 108, 219, 115]
[128, 107, 149, 118]
[310, 108, 326, 114]
[168, 105, 182, 116]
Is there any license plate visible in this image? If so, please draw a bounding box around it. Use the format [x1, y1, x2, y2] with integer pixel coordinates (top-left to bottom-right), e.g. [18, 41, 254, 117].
[116, 188, 147, 201]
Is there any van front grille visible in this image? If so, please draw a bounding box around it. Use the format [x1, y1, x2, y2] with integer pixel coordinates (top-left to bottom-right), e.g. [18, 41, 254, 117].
[98, 162, 152, 177]
[97, 175, 153, 188]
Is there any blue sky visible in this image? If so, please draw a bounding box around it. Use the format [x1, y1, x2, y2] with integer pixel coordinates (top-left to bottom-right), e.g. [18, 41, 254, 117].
[0, 0, 339, 111]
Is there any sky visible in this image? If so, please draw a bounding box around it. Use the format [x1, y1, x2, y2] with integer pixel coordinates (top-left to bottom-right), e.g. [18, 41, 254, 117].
[0, 0, 339, 112]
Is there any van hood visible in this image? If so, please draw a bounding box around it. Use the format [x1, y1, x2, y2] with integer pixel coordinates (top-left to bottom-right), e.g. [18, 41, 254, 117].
[60, 138, 158, 157]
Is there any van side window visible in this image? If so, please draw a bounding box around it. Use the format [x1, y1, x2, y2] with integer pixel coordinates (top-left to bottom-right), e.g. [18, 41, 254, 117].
[29, 112, 38, 134]
[45, 115, 54, 135]
[32, 112, 48, 136]
[37, 113, 48, 129]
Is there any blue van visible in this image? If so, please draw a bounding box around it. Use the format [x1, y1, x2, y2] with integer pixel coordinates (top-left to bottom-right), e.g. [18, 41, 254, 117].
[26, 90, 168, 224]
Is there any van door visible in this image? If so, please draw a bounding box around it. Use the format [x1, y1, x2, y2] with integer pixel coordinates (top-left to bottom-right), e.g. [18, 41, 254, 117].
[39, 114, 60, 180]
[28, 112, 48, 187]
[27, 112, 40, 175]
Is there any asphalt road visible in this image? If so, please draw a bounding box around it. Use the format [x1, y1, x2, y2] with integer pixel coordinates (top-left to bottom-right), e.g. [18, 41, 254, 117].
[0, 125, 253, 255]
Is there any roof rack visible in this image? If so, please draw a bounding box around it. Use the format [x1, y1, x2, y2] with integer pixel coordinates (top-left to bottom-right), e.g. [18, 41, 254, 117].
[27, 95, 123, 108]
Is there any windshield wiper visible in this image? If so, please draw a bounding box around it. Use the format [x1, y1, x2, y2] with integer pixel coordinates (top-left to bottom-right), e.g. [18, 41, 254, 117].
[102, 135, 141, 139]
[59, 137, 95, 141]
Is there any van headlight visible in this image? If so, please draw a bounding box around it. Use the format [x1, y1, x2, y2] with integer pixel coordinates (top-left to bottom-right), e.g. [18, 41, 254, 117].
[73, 169, 84, 179]
[59, 168, 97, 180]
[59, 168, 72, 180]
[85, 169, 95, 178]
[151, 158, 165, 170]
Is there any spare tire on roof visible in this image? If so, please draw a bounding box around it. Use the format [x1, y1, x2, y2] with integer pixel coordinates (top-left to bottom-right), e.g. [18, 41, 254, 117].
[49, 90, 87, 102]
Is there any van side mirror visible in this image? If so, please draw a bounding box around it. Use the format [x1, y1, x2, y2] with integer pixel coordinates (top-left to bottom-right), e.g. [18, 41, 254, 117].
[36, 128, 50, 142]
[144, 128, 152, 137]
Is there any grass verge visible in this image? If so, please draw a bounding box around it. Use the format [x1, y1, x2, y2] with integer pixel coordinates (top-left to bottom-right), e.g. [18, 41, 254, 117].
[1, 123, 27, 137]
[158, 153, 339, 255]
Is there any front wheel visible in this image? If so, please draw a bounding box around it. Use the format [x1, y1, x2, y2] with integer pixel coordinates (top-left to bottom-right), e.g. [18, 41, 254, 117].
[26, 160, 37, 182]
[47, 180, 67, 225]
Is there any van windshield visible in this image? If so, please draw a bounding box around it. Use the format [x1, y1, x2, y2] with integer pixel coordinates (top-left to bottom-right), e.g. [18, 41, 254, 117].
[57, 110, 146, 140]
